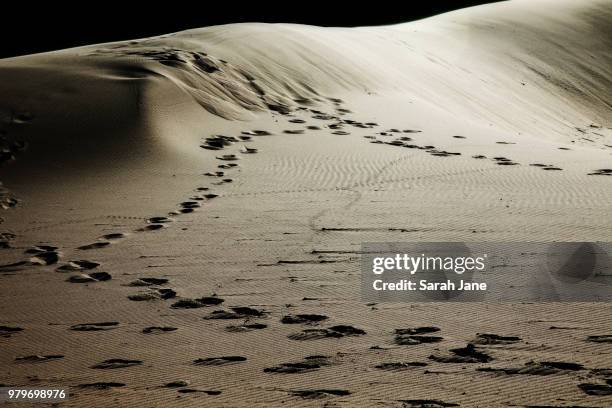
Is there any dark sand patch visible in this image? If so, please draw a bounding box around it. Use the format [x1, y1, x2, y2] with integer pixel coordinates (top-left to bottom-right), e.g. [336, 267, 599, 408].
[70, 322, 119, 331]
[193, 356, 247, 366]
[91, 359, 143, 369]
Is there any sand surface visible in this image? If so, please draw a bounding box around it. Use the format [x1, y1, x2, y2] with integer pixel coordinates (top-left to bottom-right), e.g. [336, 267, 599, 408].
[1, 0, 611, 406]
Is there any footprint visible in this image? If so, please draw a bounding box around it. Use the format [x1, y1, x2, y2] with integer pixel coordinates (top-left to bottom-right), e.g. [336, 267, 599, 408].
[542, 166, 562, 171]
[204, 307, 265, 320]
[331, 131, 350, 135]
[375, 362, 428, 371]
[225, 307, 264, 317]
[395, 327, 440, 335]
[288, 329, 343, 341]
[472, 333, 521, 345]
[15, 245, 61, 266]
[163, 380, 190, 388]
[478, 361, 584, 375]
[102, 233, 126, 240]
[79, 382, 126, 389]
[128, 288, 176, 301]
[587, 335, 612, 343]
[201, 135, 237, 150]
[24, 245, 58, 254]
[70, 322, 119, 331]
[29, 250, 61, 265]
[179, 202, 200, 213]
[328, 325, 366, 336]
[496, 161, 518, 165]
[193, 356, 247, 366]
[11, 111, 34, 124]
[177, 389, 221, 395]
[452, 135, 466, 139]
[216, 154, 239, 161]
[129, 277, 169, 286]
[67, 272, 111, 283]
[264, 355, 331, 374]
[288, 325, 365, 340]
[306, 126, 321, 130]
[171, 297, 224, 308]
[290, 389, 350, 399]
[429, 344, 492, 363]
[240, 146, 258, 154]
[0, 325, 23, 337]
[472, 155, 487, 159]
[128, 293, 161, 301]
[15, 355, 64, 363]
[395, 335, 443, 345]
[149, 216, 172, 224]
[88, 272, 111, 281]
[494, 158, 519, 166]
[399, 400, 459, 407]
[241, 130, 271, 136]
[91, 359, 143, 369]
[280, 314, 328, 324]
[204, 194, 218, 199]
[0, 197, 19, 210]
[578, 383, 612, 396]
[225, 323, 267, 332]
[288, 119, 306, 124]
[588, 169, 612, 176]
[218, 163, 238, 169]
[142, 224, 164, 231]
[56, 260, 99, 272]
[312, 114, 336, 121]
[142, 326, 178, 334]
[591, 368, 612, 377]
[283, 130, 305, 135]
[78, 242, 111, 250]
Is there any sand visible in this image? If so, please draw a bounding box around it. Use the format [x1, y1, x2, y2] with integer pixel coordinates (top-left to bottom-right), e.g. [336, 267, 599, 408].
[1, 0, 611, 406]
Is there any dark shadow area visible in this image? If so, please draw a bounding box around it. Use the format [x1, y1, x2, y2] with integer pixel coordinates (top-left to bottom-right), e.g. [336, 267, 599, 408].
[0, 1, 505, 58]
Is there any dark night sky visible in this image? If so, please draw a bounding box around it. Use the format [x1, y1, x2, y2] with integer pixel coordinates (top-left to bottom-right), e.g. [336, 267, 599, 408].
[0, 2, 503, 59]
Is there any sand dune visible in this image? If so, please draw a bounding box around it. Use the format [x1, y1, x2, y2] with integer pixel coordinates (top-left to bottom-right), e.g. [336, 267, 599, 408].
[1, 0, 611, 406]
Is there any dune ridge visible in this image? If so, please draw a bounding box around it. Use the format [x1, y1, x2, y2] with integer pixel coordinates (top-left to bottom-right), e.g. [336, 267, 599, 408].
[0, 1, 611, 406]
[1, 0, 610, 133]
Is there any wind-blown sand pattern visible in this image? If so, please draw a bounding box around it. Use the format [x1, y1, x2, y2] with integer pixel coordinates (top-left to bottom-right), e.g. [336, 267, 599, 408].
[1, 0, 611, 406]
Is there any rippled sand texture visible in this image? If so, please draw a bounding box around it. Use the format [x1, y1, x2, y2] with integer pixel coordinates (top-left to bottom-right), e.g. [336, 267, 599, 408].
[1, 0, 611, 406]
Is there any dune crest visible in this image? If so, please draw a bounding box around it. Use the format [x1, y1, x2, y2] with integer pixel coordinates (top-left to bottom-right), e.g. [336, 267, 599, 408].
[1, 2, 612, 406]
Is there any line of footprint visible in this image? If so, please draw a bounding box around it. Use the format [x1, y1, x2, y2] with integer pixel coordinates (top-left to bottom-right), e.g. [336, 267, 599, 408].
[2, 100, 611, 403]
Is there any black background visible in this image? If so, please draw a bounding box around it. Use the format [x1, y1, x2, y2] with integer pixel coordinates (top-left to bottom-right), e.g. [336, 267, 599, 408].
[0, 1, 503, 59]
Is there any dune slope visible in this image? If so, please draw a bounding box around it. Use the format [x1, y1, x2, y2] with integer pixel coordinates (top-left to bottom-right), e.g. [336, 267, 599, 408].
[0, 1, 611, 407]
